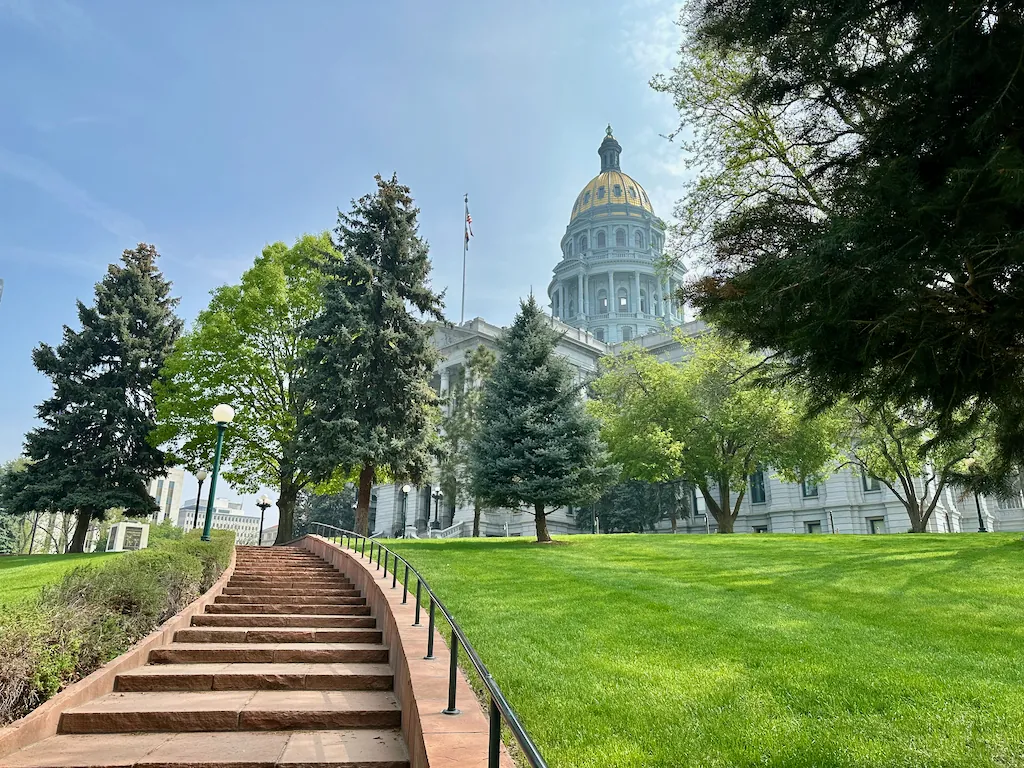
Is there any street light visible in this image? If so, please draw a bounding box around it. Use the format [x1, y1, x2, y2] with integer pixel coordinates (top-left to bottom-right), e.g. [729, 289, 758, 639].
[400, 484, 411, 536]
[202, 404, 235, 542]
[192, 469, 208, 530]
[431, 488, 444, 529]
[256, 495, 271, 546]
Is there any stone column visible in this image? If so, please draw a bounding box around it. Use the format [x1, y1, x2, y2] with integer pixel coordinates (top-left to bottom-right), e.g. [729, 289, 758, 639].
[583, 273, 590, 314]
[577, 272, 584, 319]
[608, 271, 615, 313]
[634, 271, 642, 315]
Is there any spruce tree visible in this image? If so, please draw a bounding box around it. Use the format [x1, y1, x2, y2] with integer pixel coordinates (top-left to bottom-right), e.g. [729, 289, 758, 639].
[470, 296, 613, 542]
[299, 175, 444, 536]
[19, 244, 181, 552]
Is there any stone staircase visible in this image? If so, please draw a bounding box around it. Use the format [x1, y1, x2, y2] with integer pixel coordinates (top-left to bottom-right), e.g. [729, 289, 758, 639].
[6, 546, 411, 767]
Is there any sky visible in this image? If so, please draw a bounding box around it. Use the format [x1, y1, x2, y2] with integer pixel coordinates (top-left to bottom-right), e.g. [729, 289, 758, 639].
[0, 0, 688, 527]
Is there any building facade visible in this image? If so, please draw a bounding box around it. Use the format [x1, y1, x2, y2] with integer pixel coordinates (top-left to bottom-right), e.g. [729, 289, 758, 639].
[148, 466, 185, 524]
[177, 497, 263, 545]
[370, 127, 1024, 537]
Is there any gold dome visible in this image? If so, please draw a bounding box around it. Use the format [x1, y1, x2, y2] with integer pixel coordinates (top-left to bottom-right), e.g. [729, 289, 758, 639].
[570, 169, 654, 221]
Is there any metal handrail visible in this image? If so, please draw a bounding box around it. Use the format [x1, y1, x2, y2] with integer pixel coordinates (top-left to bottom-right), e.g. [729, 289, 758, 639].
[308, 522, 548, 768]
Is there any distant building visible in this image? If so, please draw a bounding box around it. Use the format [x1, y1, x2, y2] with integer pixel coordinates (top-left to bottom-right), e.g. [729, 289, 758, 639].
[177, 497, 262, 545]
[148, 466, 185, 524]
[260, 525, 278, 546]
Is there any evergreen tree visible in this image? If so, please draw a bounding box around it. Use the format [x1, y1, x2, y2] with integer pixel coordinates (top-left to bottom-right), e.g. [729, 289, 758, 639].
[470, 296, 614, 542]
[299, 175, 444, 536]
[438, 344, 496, 537]
[17, 245, 181, 551]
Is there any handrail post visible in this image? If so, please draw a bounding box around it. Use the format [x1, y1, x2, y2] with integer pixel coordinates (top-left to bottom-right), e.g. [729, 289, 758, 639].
[402, 564, 409, 603]
[382, 549, 387, 577]
[442, 627, 460, 715]
[425, 599, 436, 660]
[392, 557, 398, 588]
[361, 537, 366, 557]
[413, 579, 422, 626]
[488, 697, 501, 768]
[376, 544, 382, 571]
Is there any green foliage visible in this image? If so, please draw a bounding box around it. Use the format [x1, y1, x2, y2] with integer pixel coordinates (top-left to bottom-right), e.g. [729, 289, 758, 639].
[470, 297, 614, 541]
[591, 332, 842, 532]
[0, 531, 232, 724]
[393, 534, 1024, 768]
[438, 345, 496, 536]
[593, 479, 692, 534]
[299, 175, 445, 536]
[154, 236, 328, 544]
[13, 245, 181, 552]
[666, 1, 1024, 464]
[294, 485, 358, 537]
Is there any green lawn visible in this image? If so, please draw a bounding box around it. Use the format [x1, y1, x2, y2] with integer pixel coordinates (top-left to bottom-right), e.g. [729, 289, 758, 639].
[0, 552, 117, 605]
[390, 534, 1024, 768]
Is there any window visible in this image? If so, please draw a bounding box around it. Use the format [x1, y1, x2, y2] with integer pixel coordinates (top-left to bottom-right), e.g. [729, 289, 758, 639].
[613, 184, 622, 196]
[806, 521, 823, 534]
[753, 526, 768, 534]
[566, 241, 572, 257]
[862, 470, 881, 492]
[868, 517, 887, 534]
[622, 326, 633, 342]
[597, 230, 606, 248]
[578, 235, 588, 252]
[750, 469, 766, 504]
[597, 186, 606, 199]
[629, 186, 637, 198]
[165, 481, 175, 517]
[617, 288, 628, 311]
[640, 290, 647, 314]
[615, 228, 626, 247]
[584, 191, 591, 204]
[155, 478, 164, 506]
[568, 299, 576, 316]
[801, 478, 818, 498]
[597, 291, 608, 313]
[635, 231, 644, 249]
[594, 328, 605, 342]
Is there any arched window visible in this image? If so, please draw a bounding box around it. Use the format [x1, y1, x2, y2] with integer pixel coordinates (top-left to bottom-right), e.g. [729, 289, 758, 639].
[597, 290, 608, 313]
[597, 186, 606, 200]
[613, 184, 622, 196]
[629, 186, 637, 199]
[615, 228, 626, 247]
[640, 290, 647, 314]
[578, 235, 588, 252]
[583, 191, 591, 204]
[569, 299, 576, 317]
[617, 287, 628, 312]
[594, 328, 605, 342]
[635, 231, 644, 249]
[596, 231, 606, 248]
[622, 326, 633, 342]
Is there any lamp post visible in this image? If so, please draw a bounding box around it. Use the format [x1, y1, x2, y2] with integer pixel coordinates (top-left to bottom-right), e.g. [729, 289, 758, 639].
[431, 489, 443, 530]
[401, 484, 411, 536]
[192, 469, 208, 530]
[202, 404, 235, 542]
[256, 495, 271, 546]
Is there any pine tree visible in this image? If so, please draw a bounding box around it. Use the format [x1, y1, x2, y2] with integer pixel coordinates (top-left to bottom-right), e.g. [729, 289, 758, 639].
[18, 244, 181, 552]
[299, 175, 444, 536]
[470, 297, 614, 542]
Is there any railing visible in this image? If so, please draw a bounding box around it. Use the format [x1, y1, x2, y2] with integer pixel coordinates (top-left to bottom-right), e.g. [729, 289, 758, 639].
[308, 523, 548, 768]
[430, 520, 469, 539]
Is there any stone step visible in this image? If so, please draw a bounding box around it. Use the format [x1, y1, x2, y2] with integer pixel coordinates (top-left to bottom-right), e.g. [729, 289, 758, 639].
[215, 595, 366, 606]
[148, 642, 389, 665]
[232, 570, 343, 577]
[229, 576, 351, 585]
[205, 603, 371, 616]
[175, 626, 383, 644]
[115, 662, 394, 692]
[59, 690, 402, 734]
[192, 613, 377, 628]
[222, 587, 360, 597]
[3, 730, 410, 768]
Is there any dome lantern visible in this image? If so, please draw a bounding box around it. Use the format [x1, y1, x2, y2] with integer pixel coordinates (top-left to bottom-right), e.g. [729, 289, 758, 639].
[599, 124, 622, 172]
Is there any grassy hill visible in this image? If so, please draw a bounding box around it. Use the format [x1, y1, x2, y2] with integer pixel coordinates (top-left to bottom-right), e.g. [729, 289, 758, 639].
[0, 552, 116, 605]
[390, 533, 1024, 768]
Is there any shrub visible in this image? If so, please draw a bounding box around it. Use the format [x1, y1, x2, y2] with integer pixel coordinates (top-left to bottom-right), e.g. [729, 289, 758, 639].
[0, 529, 233, 724]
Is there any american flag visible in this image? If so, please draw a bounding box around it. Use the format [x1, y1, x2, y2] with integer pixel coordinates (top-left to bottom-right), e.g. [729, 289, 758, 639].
[465, 209, 474, 245]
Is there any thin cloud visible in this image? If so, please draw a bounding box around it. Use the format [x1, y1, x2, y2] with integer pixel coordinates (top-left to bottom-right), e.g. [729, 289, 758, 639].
[0, 0, 97, 41]
[0, 147, 144, 242]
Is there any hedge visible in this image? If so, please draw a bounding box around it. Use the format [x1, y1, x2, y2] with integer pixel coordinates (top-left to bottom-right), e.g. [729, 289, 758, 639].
[0, 530, 233, 724]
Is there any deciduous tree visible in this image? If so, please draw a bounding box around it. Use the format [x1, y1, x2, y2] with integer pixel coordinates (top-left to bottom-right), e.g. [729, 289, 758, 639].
[153, 236, 327, 543]
[299, 175, 444, 536]
[470, 297, 614, 542]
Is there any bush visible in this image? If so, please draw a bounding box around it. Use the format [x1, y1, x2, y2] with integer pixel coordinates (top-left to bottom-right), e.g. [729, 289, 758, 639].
[0, 529, 233, 724]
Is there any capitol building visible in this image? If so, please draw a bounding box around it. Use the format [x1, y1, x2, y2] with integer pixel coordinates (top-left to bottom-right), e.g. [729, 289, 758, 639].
[369, 128, 1021, 538]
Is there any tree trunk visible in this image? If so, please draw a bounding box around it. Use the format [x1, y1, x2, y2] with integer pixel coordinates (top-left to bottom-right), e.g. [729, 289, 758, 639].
[907, 500, 928, 533]
[68, 511, 92, 553]
[274, 478, 300, 545]
[472, 499, 481, 537]
[355, 463, 374, 536]
[533, 501, 551, 543]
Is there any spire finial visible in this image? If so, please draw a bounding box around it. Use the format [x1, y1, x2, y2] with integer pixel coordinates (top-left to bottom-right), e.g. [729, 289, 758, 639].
[606, 124, 613, 137]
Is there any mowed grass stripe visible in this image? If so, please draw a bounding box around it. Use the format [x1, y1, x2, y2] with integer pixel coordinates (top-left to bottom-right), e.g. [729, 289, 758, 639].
[391, 534, 1024, 768]
[0, 552, 117, 605]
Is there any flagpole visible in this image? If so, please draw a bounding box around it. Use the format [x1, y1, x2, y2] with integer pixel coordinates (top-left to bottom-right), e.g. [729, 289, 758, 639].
[461, 193, 468, 325]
